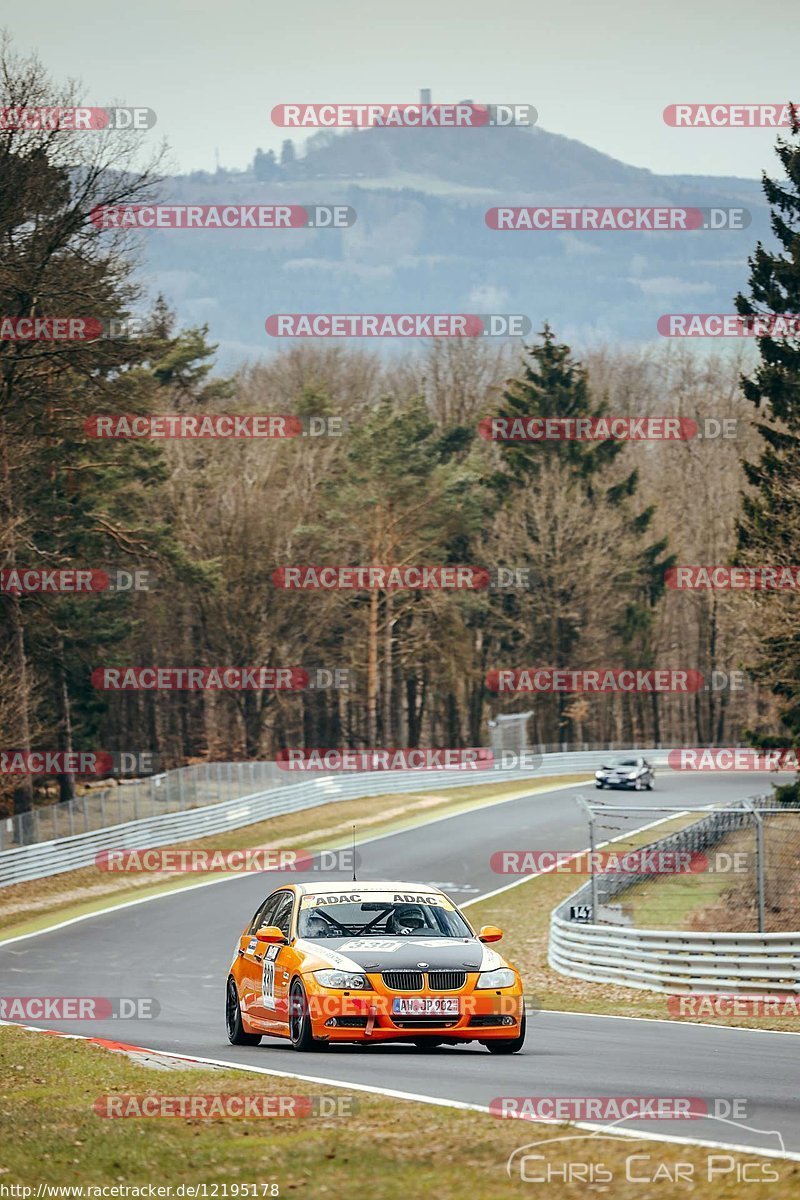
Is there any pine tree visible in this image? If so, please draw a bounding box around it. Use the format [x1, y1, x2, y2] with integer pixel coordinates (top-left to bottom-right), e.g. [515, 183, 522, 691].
[485, 326, 673, 744]
[735, 112, 800, 775]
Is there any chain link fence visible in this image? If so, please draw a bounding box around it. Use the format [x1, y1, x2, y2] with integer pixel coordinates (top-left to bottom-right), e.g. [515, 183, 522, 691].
[0, 761, 288, 851]
[576, 796, 800, 934]
[0, 742, 693, 853]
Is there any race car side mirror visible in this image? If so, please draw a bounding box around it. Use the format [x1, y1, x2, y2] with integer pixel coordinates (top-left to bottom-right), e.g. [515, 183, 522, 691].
[256, 926, 288, 945]
[478, 925, 503, 943]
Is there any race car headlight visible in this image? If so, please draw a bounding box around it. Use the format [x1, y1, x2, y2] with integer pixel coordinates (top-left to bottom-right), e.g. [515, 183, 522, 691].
[628, 771, 638, 779]
[595, 771, 603, 778]
[476, 968, 516, 989]
[313, 969, 372, 990]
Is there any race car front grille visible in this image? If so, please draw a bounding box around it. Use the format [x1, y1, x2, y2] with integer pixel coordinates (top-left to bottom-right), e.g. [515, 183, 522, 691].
[427, 971, 467, 991]
[392, 1017, 460, 1029]
[382, 971, 424, 991]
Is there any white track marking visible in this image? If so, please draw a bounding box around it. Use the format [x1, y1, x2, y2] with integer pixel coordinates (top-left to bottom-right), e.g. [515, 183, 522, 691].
[1, 1019, 797, 1162]
[0, 780, 585, 949]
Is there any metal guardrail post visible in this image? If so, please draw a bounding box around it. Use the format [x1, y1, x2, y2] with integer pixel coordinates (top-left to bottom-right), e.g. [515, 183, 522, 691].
[576, 795, 599, 921]
[742, 798, 766, 934]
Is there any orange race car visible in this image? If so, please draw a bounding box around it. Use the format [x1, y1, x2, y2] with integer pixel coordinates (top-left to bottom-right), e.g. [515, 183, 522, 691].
[225, 880, 526, 1052]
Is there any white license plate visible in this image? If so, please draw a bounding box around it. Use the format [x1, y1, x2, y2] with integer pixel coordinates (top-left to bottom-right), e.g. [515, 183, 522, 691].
[392, 996, 460, 1016]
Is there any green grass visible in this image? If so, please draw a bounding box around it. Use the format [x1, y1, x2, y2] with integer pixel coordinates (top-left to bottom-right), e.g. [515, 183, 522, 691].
[1, 1024, 797, 1197]
[0, 776, 588, 941]
[464, 817, 800, 1033]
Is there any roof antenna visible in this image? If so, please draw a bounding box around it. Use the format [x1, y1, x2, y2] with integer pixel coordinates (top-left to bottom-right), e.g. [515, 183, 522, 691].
[352, 824, 358, 882]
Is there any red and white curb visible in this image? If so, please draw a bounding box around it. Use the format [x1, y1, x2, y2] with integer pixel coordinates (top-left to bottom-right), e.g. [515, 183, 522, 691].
[1, 1019, 798, 1161]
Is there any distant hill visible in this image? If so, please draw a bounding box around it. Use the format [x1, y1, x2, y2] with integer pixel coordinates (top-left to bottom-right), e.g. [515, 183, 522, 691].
[137, 123, 771, 367]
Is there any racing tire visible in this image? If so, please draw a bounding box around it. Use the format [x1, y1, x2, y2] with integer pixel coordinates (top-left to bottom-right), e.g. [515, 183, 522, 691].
[595, 782, 604, 789]
[289, 980, 327, 1051]
[226, 976, 262, 1046]
[482, 1009, 526, 1055]
[634, 777, 644, 791]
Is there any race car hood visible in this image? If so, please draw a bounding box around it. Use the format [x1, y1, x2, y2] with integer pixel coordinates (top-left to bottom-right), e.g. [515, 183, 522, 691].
[296, 936, 495, 973]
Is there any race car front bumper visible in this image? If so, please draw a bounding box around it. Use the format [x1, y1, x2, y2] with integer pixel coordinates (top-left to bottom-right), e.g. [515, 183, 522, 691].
[304, 981, 524, 1042]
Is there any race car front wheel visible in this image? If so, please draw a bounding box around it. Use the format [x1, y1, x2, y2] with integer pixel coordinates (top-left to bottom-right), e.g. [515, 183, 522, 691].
[289, 980, 327, 1051]
[226, 976, 262, 1046]
[483, 1008, 526, 1054]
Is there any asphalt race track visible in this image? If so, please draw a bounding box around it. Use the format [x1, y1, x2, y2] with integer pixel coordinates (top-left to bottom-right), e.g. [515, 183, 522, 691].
[1, 772, 798, 1156]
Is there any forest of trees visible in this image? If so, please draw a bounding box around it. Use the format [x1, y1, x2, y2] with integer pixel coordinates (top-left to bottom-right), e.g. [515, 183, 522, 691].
[2, 41, 799, 816]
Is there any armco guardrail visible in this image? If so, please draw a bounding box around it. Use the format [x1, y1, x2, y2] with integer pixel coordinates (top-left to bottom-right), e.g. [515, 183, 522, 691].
[0, 749, 668, 888]
[549, 919, 800, 994]
[1, 745, 683, 853]
[549, 799, 800, 994]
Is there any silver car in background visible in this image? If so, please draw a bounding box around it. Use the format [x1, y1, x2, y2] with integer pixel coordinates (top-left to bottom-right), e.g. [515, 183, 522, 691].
[595, 755, 654, 790]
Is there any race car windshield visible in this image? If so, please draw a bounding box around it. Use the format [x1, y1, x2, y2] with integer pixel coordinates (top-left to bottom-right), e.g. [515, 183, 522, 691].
[298, 901, 473, 939]
[605, 758, 638, 768]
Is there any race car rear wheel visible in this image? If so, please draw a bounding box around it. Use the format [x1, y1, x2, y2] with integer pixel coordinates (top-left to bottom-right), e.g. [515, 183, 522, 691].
[289, 980, 327, 1051]
[483, 1009, 526, 1054]
[226, 976, 262, 1046]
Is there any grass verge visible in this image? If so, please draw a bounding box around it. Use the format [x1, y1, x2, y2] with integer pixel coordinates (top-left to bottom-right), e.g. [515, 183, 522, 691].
[0, 776, 588, 941]
[464, 816, 800, 1033]
[0, 1024, 796, 1196]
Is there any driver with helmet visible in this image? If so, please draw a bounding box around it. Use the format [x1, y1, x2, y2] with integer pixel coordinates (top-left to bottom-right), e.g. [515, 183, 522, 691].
[390, 904, 429, 934]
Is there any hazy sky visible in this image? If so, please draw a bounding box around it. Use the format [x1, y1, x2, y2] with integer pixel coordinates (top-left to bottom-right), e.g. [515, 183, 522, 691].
[6, 0, 799, 179]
